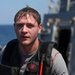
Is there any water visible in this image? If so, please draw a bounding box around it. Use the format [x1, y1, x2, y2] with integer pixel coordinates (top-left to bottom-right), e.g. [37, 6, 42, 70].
[0, 24, 16, 46]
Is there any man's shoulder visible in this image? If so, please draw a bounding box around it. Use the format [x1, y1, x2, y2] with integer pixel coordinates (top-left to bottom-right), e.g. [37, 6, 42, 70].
[51, 48, 62, 63]
[1, 39, 18, 58]
[52, 48, 60, 56]
[7, 39, 18, 44]
[39, 39, 57, 49]
[1, 39, 19, 64]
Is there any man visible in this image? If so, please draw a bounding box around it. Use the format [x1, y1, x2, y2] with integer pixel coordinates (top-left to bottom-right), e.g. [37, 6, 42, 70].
[0, 6, 69, 75]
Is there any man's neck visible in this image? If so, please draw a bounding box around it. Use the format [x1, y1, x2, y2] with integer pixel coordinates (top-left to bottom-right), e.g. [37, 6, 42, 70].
[19, 39, 39, 55]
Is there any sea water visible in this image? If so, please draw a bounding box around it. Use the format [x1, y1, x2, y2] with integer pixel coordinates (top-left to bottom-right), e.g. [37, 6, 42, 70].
[0, 24, 16, 46]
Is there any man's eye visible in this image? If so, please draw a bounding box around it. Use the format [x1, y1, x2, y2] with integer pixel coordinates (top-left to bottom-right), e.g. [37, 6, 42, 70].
[16, 23, 23, 27]
[27, 24, 34, 28]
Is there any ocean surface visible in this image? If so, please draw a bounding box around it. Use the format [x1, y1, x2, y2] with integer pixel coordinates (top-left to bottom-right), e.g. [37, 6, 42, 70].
[0, 24, 16, 46]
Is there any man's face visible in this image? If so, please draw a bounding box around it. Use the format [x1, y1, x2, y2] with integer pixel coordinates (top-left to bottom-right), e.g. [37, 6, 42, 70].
[14, 14, 42, 46]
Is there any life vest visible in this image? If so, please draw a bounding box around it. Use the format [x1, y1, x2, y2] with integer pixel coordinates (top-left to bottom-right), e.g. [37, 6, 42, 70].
[0, 39, 56, 75]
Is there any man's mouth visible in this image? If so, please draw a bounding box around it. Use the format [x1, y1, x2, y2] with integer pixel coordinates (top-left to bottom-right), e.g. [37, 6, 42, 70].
[21, 36, 29, 40]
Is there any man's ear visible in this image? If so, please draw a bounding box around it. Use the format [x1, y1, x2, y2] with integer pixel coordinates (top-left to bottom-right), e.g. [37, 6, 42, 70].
[38, 23, 42, 34]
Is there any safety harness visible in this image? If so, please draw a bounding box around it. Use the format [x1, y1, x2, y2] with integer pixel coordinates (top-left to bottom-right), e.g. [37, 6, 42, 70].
[0, 39, 56, 75]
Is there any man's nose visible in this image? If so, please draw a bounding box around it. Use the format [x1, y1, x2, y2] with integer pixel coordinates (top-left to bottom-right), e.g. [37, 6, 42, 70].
[22, 25, 28, 32]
